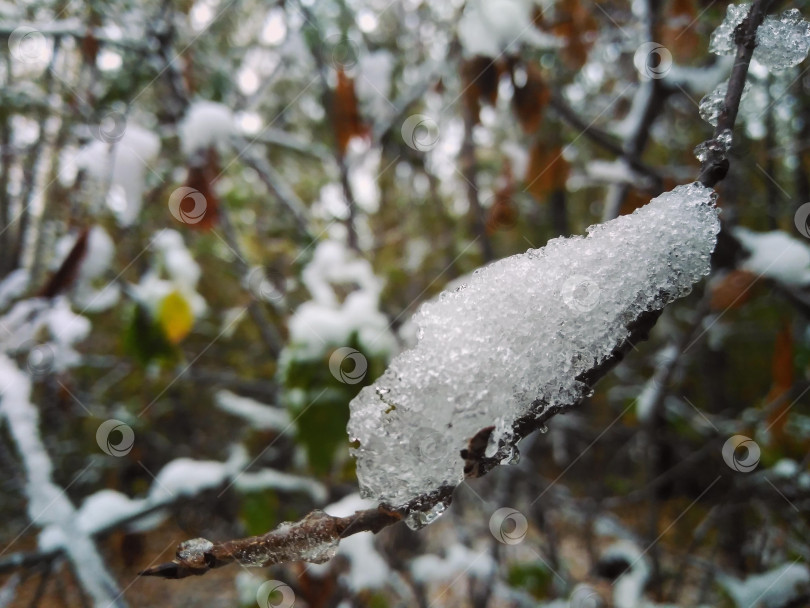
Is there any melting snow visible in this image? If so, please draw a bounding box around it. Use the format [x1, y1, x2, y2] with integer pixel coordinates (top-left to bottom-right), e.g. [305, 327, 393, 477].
[710, 5, 810, 71]
[349, 184, 720, 509]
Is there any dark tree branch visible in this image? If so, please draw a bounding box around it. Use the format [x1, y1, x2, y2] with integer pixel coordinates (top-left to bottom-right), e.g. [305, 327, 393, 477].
[698, 0, 773, 188]
[547, 94, 663, 187]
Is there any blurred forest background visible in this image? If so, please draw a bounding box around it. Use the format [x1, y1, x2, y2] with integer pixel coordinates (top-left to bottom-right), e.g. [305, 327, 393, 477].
[1, 0, 810, 606]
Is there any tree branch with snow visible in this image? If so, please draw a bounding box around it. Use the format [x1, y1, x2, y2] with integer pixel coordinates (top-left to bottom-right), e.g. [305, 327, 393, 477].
[138, 0, 794, 583]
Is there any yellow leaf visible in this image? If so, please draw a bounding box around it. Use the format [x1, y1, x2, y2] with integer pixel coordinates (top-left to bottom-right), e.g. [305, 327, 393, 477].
[158, 290, 194, 344]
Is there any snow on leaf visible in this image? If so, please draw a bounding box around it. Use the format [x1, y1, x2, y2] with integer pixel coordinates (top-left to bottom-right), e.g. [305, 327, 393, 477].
[75, 124, 160, 227]
[348, 183, 720, 509]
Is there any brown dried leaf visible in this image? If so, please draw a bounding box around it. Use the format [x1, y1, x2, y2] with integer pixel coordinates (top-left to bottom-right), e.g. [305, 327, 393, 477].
[546, 0, 598, 70]
[181, 147, 220, 231]
[461, 56, 501, 124]
[39, 228, 89, 299]
[709, 270, 759, 311]
[333, 68, 367, 156]
[486, 162, 518, 234]
[524, 141, 569, 201]
[511, 62, 550, 134]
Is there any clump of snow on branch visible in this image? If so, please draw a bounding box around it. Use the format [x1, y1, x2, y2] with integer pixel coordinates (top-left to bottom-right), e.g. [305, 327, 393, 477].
[54, 226, 120, 312]
[457, 0, 558, 58]
[178, 100, 235, 157]
[0, 356, 125, 607]
[215, 389, 291, 432]
[55, 446, 327, 544]
[283, 240, 395, 358]
[709, 4, 752, 56]
[0, 270, 29, 310]
[600, 541, 650, 608]
[699, 81, 750, 127]
[710, 4, 810, 71]
[733, 228, 810, 285]
[718, 562, 810, 608]
[410, 544, 496, 584]
[349, 183, 720, 509]
[754, 9, 810, 70]
[0, 297, 90, 374]
[75, 124, 160, 227]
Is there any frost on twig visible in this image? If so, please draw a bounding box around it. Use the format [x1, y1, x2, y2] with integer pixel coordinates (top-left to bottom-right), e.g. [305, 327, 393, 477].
[140, 508, 402, 579]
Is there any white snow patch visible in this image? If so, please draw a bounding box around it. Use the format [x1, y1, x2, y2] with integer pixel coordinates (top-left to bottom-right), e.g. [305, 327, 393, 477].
[349, 183, 719, 508]
[0, 269, 29, 310]
[734, 228, 810, 285]
[323, 493, 390, 590]
[458, 0, 558, 58]
[0, 355, 124, 606]
[75, 124, 160, 227]
[178, 100, 235, 158]
[285, 240, 395, 358]
[410, 544, 496, 583]
[719, 562, 810, 608]
[214, 390, 291, 432]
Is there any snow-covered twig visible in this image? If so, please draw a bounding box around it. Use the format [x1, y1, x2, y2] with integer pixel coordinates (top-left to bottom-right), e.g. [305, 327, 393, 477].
[0, 356, 126, 608]
[142, 0, 774, 583]
[698, 0, 773, 188]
